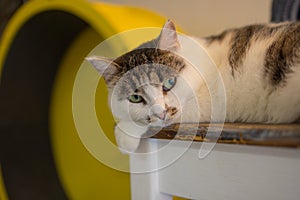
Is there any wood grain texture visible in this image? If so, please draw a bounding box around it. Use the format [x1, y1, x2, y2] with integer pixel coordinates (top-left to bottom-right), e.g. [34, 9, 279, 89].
[147, 123, 300, 148]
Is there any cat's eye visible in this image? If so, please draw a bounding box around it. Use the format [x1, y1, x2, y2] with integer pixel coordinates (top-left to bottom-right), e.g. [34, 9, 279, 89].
[163, 77, 176, 92]
[128, 94, 144, 103]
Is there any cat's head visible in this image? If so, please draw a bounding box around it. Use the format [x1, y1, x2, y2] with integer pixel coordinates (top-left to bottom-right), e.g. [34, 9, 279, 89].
[87, 20, 190, 127]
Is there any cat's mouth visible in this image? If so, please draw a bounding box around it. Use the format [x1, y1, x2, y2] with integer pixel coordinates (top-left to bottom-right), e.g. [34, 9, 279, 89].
[147, 111, 179, 127]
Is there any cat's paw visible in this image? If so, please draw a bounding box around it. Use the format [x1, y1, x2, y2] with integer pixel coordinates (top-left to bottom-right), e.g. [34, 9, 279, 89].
[114, 126, 140, 154]
[114, 121, 148, 154]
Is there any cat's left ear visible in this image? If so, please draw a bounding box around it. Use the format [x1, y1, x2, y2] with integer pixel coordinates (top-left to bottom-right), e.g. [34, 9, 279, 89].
[86, 56, 120, 86]
[157, 19, 180, 51]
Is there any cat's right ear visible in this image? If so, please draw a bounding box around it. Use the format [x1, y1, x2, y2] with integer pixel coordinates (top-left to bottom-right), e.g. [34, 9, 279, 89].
[86, 56, 119, 85]
[157, 19, 180, 51]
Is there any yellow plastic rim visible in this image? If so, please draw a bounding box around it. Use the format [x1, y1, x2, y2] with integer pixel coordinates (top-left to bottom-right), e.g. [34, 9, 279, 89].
[0, 166, 8, 200]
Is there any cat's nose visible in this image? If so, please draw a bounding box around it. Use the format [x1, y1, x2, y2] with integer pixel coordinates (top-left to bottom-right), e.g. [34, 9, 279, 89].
[155, 111, 166, 120]
[150, 104, 166, 120]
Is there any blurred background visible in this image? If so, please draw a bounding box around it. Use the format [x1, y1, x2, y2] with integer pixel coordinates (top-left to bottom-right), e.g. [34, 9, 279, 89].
[1, 0, 272, 37]
[99, 0, 272, 35]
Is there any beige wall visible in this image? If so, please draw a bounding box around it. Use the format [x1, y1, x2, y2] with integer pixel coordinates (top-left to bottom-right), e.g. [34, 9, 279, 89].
[96, 0, 272, 36]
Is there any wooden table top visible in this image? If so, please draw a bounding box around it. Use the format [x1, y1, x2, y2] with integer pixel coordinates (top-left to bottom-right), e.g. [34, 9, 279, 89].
[147, 123, 300, 148]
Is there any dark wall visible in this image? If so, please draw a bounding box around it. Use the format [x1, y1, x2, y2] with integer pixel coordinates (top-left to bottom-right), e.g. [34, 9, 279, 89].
[0, 0, 27, 37]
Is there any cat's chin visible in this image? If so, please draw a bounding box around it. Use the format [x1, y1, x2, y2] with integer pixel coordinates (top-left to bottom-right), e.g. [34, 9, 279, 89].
[149, 119, 175, 127]
[149, 120, 164, 127]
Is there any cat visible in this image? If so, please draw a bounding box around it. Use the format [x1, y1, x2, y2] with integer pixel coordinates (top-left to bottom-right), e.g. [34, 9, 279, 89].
[87, 20, 300, 153]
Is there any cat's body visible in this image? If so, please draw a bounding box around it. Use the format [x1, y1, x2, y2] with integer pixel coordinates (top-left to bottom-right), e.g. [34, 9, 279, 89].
[198, 22, 300, 123]
[87, 20, 300, 152]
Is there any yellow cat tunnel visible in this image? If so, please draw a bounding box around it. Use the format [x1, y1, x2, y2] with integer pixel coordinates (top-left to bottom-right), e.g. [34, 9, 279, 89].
[0, 0, 166, 199]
